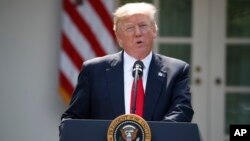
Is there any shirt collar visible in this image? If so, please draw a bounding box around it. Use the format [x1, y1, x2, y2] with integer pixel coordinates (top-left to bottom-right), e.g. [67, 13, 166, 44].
[123, 51, 152, 72]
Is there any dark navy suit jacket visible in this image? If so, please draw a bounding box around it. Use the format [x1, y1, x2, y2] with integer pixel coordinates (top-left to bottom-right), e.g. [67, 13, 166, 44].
[61, 51, 194, 122]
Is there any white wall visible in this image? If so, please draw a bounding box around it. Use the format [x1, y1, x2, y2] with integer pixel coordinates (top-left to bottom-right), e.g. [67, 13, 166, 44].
[0, 0, 67, 140]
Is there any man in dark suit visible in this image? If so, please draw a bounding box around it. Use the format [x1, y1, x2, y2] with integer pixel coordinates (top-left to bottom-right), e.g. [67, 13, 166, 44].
[61, 2, 193, 122]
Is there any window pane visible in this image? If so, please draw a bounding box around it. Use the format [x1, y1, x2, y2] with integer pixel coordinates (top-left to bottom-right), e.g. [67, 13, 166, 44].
[159, 44, 191, 64]
[226, 45, 250, 86]
[227, 0, 250, 37]
[225, 93, 250, 134]
[159, 0, 192, 37]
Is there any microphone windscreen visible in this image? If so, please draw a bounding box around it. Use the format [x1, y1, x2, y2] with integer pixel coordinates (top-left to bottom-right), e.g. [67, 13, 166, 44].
[132, 60, 144, 77]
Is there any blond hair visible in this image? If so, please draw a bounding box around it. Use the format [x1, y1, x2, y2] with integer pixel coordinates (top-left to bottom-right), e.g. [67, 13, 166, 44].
[113, 2, 158, 31]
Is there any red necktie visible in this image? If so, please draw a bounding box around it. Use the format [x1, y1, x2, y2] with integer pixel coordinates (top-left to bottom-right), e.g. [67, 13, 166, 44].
[130, 77, 144, 117]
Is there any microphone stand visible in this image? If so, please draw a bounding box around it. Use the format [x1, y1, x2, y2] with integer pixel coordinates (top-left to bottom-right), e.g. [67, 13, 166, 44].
[131, 67, 140, 115]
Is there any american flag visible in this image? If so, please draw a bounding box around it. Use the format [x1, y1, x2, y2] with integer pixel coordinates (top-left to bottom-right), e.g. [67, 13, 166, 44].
[59, 0, 118, 103]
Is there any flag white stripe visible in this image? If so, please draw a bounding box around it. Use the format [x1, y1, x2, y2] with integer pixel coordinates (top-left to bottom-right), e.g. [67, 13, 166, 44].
[77, 1, 117, 54]
[60, 51, 79, 87]
[62, 12, 96, 60]
[101, 0, 115, 15]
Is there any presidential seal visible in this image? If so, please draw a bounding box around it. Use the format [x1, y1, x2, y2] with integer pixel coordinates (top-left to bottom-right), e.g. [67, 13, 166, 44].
[107, 114, 151, 141]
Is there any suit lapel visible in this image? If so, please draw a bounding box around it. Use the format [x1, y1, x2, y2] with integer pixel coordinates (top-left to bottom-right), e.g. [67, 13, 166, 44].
[105, 52, 125, 116]
[144, 53, 167, 120]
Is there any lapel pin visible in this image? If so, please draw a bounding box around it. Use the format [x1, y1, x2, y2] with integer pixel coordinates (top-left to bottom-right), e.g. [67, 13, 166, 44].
[158, 72, 164, 77]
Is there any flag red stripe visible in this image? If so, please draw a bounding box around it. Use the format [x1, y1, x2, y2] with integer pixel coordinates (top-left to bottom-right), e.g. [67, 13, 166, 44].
[59, 72, 74, 96]
[64, 0, 106, 57]
[62, 33, 84, 70]
[89, 0, 116, 40]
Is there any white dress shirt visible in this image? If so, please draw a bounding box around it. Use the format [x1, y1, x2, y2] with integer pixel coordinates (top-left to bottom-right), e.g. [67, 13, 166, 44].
[123, 51, 152, 114]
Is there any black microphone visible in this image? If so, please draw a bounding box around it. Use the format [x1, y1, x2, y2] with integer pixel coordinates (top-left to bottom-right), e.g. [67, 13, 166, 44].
[131, 60, 144, 114]
[132, 60, 144, 78]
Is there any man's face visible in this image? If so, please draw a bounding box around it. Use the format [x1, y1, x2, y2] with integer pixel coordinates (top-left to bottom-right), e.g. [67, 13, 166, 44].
[115, 14, 157, 60]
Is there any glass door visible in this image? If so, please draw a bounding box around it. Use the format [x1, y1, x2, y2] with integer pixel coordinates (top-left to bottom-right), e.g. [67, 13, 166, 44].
[210, 0, 250, 140]
[156, 1, 211, 140]
[225, 0, 250, 140]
